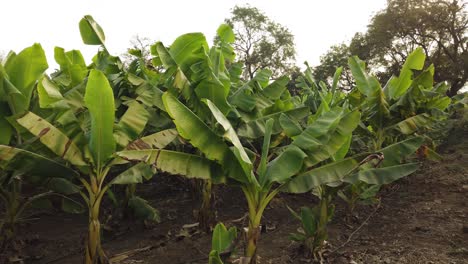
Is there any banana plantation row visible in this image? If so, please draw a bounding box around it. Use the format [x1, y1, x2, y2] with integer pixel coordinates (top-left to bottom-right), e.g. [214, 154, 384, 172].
[0, 16, 465, 264]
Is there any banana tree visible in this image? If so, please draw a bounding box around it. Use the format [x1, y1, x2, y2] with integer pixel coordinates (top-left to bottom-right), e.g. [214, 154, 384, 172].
[334, 48, 447, 213]
[349, 47, 451, 152]
[147, 24, 240, 230]
[118, 90, 360, 263]
[0, 146, 84, 250]
[0, 43, 61, 249]
[3, 67, 179, 263]
[209, 223, 238, 264]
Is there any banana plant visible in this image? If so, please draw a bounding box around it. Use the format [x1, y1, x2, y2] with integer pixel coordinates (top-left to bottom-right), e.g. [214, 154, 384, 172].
[3, 64, 180, 263]
[283, 136, 423, 258]
[209, 223, 238, 264]
[147, 24, 239, 231]
[0, 43, 78, 250]
[118, 89, 361, 263]
[335, 48, 447, 214]
[0, 146, 84, 251]
[349, 47, 451, 151]
[287, 187, 336, 260]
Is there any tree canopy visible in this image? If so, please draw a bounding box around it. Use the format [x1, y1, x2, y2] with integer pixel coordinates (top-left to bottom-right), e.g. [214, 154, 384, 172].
[313, 0, 467, 96]
[224, 5, 296, 80]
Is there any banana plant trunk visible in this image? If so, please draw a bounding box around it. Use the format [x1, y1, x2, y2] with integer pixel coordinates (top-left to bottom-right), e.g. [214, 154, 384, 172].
[198, 179, 214, 232]
[245, 223, 261, 264]
[85, 179, 107, 264]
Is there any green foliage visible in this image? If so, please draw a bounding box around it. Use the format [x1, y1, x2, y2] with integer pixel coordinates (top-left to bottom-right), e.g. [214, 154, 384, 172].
[0, 12, 465, 264]
[288, 188, 335, 259]
[209, 223, 238, 264]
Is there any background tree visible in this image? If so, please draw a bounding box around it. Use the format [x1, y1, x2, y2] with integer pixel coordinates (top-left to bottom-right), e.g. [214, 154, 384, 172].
[313, 44, 354, 90]
[314, 0, 467, 96]
[312, 33, 371, 90]
[224, 5, 296, 79]
[359, 0, 467, 96]
[121, 35, 153, 67]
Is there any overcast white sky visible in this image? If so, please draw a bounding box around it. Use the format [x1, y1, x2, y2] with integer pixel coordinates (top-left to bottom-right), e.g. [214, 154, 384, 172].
[0, 0, 387, 70]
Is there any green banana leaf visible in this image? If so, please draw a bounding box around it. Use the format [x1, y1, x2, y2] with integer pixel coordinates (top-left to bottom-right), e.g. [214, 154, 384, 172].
[0, 145, 79, 181]
[53, 47, 88, 87]
[348, 56, 389, 126]
[116, 149, 223, 182]
[3, 43, 48, 114]
[285, 136, 423, 193]
[385, 48, 425, 99]
[163, 92, 248, 183]
[125, 129, 178, 150]
[79, 15, 106, 45]
[211, 223, 237, 253]
[84, 69, 116, 169]
[237, 106, 309, 139]
[344, 163, 420, 185]
[204, 99, 252, 174]
[0, 103, 12, 144]
[379, 136, 423, 167]
[279, 113, 303, 137]
[128, 196, 161, 222]
[263, 145, 307, 185]
[385, 114, 431, 135]
[299, 110, 361, 165]
[111, 163, 155, 185]
[284, 156, 360, 193]
[114, 100, 150, 147]
[37, 76, 69, 109]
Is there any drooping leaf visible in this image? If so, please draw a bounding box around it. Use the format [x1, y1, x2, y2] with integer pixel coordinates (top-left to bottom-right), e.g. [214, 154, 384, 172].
[386, 114, 431, 135]
[284, 156, 360, 193]
[238, 106, 309, 139]
[114, 101, 150, 147]
[37, 76, 69, 109]
[16, 112, 87, 166]
[204, 99, 252, 174]
[116, 149, 224, 182]
[279, 113, 302, 137]
[128, 196, 161, 222]
[262, 76, 289, 100]
[344, 163, 420, 185]
[111, 163, 155, 185]
[379, 136, 423, 166]
[125, 129, 178, 150]
[61, 197, 86, 214]
[0, 145, 79, 180]
[163, 92, 249, 183]
[47, 178, 81, 195]
[263, 145, 307, 185]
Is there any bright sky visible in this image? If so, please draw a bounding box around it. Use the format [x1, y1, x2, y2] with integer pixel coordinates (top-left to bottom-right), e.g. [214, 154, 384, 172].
[0, 0, 387, 71]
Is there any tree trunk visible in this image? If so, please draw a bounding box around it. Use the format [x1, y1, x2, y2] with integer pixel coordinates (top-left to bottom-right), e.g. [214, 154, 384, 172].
[447, 79, 466, 97]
